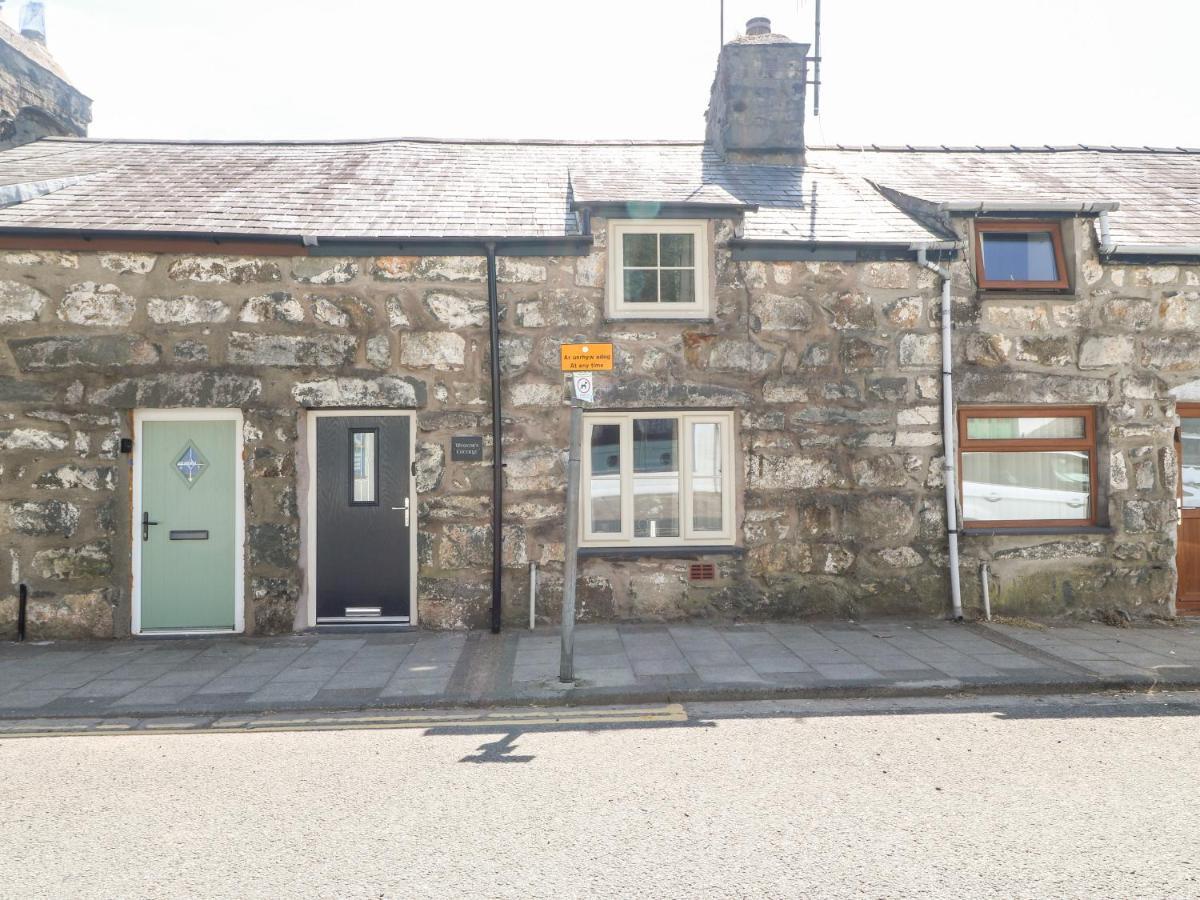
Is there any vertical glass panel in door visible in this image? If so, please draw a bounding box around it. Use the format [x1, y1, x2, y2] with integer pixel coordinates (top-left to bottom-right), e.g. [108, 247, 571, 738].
[691, 422, 723, 533]
[589, 423, 622, 534]
[633, 418, 679, 538]
[1182, 418, 1200, 508]
[350, 429, 377, 504]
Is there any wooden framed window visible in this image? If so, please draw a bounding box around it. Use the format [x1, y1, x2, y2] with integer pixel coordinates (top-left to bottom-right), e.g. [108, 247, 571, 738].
[974, 220, 1069, 290]
[607, 220, 711, 318]
[581, 410, 735, 547]
[958, 406, 1097, 527]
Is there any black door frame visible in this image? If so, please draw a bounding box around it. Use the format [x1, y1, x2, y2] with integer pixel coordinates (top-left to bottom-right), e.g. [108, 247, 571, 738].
[304, 409, 418, 626]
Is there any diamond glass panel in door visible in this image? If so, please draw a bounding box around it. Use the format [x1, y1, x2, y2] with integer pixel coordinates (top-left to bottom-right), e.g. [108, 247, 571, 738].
[980, 231, 1059, 283]
[588, 423, 622, 534]
[961, 451, 1091, 522]
[350, 429, 376, 504]
[633, 418, 680, 538]
[1181, 418, 1200, 509]
[691, 422, 723, 533]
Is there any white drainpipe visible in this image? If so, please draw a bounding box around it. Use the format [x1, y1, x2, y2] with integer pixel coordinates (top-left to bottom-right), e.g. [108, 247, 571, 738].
[917, 246, 964, 620]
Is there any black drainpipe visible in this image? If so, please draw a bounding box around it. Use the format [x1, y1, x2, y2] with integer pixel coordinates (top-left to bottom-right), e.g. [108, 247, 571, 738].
[485, 242, 503, 634]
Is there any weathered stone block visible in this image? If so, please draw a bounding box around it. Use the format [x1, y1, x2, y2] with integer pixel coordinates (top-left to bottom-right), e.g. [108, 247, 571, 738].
[746, 453, 842, 491]
[33, 464, 115, 490]
[147, 296, 230, 325]
[373, 256, 485, 282]
[58, 282, 135, 327]
[1140, 335, 1200, 371]
[91, 373, 262, 408]
[399, 332, 466, 370]
[424, 290, 488, 328]
[498, 259, 547, 284]
[883, 296, 923, 329]
[826, 292, 875, 330]
[291, 376, 425, 408]
[876, 546, 923, 568]
[1079, 335, 1134, 369]
[762, 379, 809, 403]
[9, 335, 160, 370]
[0, 280, 48, 323]
[0, 428, 67, 451]
[168, 257, 282, 284]
[99, 252, 157, 275]
[5, 500, 79, 536]
[841, 338, 888, 371]
[34, 542, 112, 580]
[247, 523, 299, 570]
[898, 333, 940, 368]
[416, 442, 445, 492]
[751, 293, 812, 331]
[311, 297, 350, 327]
[173, 340, 210, 362]
[239, 292, 304, 323]
[511, 383, 564, 408]
[292, 258, 358, 284]
[227, 332, 356, 367]
[366, 334, 391, 369]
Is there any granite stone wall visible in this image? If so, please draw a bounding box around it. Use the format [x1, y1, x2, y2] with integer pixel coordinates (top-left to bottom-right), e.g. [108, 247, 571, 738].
[0, 216, 1193, 638]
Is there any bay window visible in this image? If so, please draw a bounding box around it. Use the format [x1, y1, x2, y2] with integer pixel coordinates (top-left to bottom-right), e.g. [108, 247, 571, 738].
[959, 406, 1097, 527]
[582, 411, 735, 547]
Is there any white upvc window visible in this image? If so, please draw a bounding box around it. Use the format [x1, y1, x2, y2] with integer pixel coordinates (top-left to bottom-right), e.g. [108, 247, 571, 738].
[581, 411, 736, 547]
[607, 219, 711, 319]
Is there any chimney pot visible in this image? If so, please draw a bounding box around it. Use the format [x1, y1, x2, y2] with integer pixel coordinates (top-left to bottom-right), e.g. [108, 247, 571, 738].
[745, 17, 772, 36]
[20, 1, 46, 45]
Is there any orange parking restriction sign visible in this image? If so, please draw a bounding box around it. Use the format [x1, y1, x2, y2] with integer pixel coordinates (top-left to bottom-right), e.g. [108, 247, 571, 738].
[560, 342, 614, 372]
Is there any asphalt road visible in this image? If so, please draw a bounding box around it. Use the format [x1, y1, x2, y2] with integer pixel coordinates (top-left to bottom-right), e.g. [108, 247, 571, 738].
[2, 692, 1198, 899]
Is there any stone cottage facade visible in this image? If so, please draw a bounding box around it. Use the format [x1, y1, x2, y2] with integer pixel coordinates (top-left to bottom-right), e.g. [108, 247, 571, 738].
[1, 19, 1199, 639]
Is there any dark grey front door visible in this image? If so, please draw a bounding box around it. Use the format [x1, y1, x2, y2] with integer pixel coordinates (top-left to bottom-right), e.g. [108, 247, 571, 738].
[316, 415, 412, 622]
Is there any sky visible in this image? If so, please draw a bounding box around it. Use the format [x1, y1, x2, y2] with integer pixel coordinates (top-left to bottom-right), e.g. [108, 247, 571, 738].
[6, 0, 1198, 147]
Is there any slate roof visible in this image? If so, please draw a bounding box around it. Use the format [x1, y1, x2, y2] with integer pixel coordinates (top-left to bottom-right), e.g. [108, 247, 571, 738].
[0, 137, 1196, 252]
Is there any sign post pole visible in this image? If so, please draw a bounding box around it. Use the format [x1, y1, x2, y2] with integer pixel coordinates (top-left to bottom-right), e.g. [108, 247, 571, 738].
[559, 394, 583, 683]
[557, 343, 611, 684]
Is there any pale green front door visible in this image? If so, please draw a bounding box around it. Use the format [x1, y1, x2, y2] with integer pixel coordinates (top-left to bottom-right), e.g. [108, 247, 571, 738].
[139, 418, 238, 631]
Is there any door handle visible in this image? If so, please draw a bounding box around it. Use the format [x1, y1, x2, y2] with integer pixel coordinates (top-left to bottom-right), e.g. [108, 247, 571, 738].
[142, 511, 159, 541]
[391, 498, 410, 526]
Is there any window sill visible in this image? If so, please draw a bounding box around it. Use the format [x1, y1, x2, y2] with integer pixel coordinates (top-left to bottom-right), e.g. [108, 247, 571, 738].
[961, 525, 1113, 537]
[977, 289, 1077, 301]
[578, 545, 743, 560]
[603, 315, 715, 324]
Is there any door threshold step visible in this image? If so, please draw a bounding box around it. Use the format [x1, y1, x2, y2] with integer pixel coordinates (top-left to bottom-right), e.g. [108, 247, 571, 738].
[313, 624, 419, 634]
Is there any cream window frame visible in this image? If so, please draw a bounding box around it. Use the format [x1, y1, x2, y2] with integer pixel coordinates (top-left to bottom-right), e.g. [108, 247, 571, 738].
[580, 410, 736, 548]
[606, 219, 712, 319]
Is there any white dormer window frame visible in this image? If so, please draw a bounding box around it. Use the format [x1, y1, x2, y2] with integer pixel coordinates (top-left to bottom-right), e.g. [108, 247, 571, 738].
[606, 219, 712, 319]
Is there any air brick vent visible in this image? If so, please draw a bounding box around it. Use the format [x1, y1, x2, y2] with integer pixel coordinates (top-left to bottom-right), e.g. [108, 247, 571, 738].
[689, 563, 716, 581]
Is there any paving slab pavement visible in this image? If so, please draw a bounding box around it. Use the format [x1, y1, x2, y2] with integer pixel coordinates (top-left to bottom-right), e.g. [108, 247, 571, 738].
[2, 619, 1199, 719]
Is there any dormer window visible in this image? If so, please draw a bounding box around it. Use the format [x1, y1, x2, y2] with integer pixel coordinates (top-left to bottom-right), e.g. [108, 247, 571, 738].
[607, 220, 710, 318]
[975, 221, 1069, 290]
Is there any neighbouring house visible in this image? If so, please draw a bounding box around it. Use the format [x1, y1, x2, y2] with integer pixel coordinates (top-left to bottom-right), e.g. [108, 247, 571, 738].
[1, 17, 1199, 640]
[0, 3, 90, 150]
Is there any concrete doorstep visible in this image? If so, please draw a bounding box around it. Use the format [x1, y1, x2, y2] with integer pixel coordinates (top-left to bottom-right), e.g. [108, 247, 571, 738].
[1, 619, 1200, 721]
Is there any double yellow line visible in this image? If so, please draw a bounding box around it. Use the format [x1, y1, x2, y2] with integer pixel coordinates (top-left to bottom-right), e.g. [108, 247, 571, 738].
[0, 703, 687, 739]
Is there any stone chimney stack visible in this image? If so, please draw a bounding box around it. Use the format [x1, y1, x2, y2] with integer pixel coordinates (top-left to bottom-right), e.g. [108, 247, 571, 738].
[20, 1, 45, 45]
[705, 17, 809, 166]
